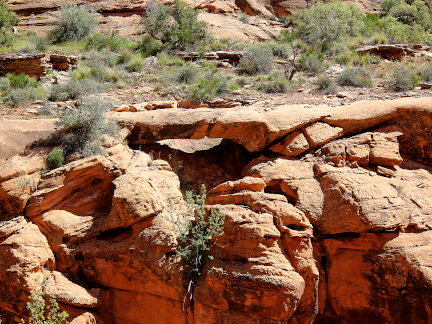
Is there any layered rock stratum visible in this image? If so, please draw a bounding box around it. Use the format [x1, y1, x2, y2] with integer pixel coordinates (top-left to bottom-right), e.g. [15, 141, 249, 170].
[1, 97, 432, 323]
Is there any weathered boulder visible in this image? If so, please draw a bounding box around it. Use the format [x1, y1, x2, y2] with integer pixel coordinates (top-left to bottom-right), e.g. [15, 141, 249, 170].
[199, 185, 317, 324]
[26, 156, 117, 219]
[317, 130, 403, 167]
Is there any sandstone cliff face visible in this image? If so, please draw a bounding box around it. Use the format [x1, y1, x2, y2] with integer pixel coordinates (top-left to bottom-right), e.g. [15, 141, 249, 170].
[1, 98, 432, 323]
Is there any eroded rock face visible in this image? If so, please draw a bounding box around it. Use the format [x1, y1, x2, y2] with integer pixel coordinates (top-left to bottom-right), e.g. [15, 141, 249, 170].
[324, 231, 432, 324]
[1, 98, 432, 323]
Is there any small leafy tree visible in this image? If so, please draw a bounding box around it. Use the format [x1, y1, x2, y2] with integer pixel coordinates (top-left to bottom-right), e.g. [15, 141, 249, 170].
[143, 0, 207, 50]
[21, 290, 69, 324]
[294, 2, 364, 51]
[165, 185, 225, 305]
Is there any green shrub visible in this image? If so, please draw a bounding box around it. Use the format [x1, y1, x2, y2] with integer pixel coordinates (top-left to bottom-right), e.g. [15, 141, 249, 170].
[236, 77, 247, 87]
[143, 0, 207, 50]
[269, 42, 292, 59]
[390, 63, 414, 92]
[4, 88, 41, 106]
[136, 34, 164, 57]
[419, 64, 432, 81]
[85, 30, 132, 52]
[380, 15, 431, 44]
[8, 73, 38, 89]
[314, 75, 336, 94]
[0, 1, 18, 30]
[301, 50, 326, 75]
[0, 0, 18, 46]
[190, 71, 228, 103]
[294, 2, 364, 51]
[126, 54, 145, 72]
[157, 53, 184, 68]
[337, 67, 373, 87]
[278, 16, 290, 26]
[240, 43, 273, 75]
[0, 76, 10, 91]
[165, 185, 225, 280]
[46, 148, 65, 170]
[56, 99, 121, 156]
[50, 4, 98, 42]
[34, 36, 51, 52]
[50, 79, 106, 101]
[21, 289, 69, 324]
[261, 78, 290, 93]
[175, 63, 199, 83]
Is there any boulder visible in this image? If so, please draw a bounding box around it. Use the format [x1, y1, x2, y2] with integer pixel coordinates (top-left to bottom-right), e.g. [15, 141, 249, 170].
[26, 156, 117, 219]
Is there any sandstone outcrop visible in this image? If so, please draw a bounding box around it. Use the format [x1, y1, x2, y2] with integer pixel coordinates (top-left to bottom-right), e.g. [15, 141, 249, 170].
[2, 97, 432, 323]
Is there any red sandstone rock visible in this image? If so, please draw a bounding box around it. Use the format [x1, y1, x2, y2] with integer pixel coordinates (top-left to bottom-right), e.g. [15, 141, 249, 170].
[269, 130, 310, 157]
[26, 156, 117, 219]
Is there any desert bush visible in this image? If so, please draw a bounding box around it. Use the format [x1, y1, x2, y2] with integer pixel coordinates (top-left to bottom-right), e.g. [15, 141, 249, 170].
[21, 289, 69, 324]
[390, 63, 414, 91]
[301, 50, 326, 75]
[157, 53, 185, 68]
[419, 64, 432, 81]
[190, 71, 228, 103]
[143, 0, 207, 50]
[57, 99, 121, 156]
[269, 42, 292, 59]
[239, 13, 250, 24]
[136, 34, 164, 57]
[50, 4, 98, 42]
[85, 30, 132, 52]
[126, 54, 145, 72]
[4, 87, 45, 106]
[314, 75, 336, 94]
[261, 75, 290, 93]
[0, 1, 18, 30]
[46, 148, 65, 170]
[50, 79, 106, 101]
[294, 2, 364, 51]
[240, 43, 273, 75]
[337, 67, 373, 87]
[2, 74, 45, 106]
[236, 77, 247, 87]
[8, 73, 38, 89]
[0, 77, 10, 91]
[380, 15, 431, 44]
[165, 185, 225, 281]
[175, 63, 199, 83]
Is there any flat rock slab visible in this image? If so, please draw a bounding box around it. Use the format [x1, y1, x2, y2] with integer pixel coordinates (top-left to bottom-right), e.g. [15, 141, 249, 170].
[108, 104, 332, 152]
[0, 118, 58, 160]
